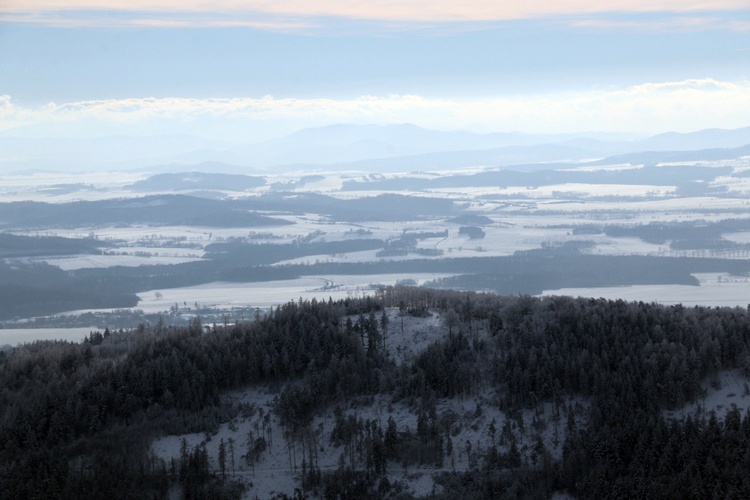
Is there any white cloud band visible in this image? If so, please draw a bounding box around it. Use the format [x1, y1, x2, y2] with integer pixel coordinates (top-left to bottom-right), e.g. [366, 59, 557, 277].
[3, 1, 748, 20]
[2, 79, 749, 138]
[2, 1, 748, 29]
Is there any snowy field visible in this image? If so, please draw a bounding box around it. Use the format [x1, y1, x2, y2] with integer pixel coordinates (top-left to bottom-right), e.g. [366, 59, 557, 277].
[9, 272, 748, 347]
[0, 327, 98, 347]
[13, 225, 258, 245]
[41, 253, 204, 271]
[430, 182, 677, 199]
[136, 274, 456, 313]
[541, 273, 750, 308]
[6, 162, 750, 339]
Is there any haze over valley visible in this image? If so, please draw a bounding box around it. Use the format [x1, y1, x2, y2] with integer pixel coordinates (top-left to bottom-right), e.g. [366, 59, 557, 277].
[4, 121, 750, 331]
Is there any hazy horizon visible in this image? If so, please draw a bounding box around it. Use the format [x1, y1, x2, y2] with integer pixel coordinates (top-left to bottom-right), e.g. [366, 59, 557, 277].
[1, 1, 749, 147]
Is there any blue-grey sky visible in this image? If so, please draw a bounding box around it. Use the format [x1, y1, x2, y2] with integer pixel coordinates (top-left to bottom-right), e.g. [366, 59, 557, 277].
[1, 1, 749, 140]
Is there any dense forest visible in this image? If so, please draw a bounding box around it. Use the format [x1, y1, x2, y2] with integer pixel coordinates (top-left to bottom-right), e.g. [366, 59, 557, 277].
[3, 287, 750, 498]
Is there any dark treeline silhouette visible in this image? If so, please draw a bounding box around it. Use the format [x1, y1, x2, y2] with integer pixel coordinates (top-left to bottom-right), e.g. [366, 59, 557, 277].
[4, 288, 750, 497]
[0, 195, 290, 230]
[0, 233, 107, 258]
[0, 260, 139, 320]
[0, 192, 457, 231]
[204, 238, 386, 266]
[603, 218, 750, 245]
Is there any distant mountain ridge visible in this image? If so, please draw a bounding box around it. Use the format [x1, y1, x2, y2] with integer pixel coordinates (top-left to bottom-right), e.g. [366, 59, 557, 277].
[228, 124, 750, 172]
[588, 143, 750, 167]
[640, 126, 750, 151]
[2, 123, 750, 173]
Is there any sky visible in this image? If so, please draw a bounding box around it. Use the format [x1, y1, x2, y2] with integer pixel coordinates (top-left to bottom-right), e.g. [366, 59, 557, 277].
[1, 1, 749, 141]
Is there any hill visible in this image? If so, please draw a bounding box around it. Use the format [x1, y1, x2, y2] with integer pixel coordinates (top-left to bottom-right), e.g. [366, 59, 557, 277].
[3, 288, 750, 498]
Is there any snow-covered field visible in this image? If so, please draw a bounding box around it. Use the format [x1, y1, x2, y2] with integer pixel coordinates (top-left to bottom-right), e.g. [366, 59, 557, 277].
[41, 253, 204, 271]
[431, 182, 677, 199]
[13, 268, 749, 347]
[0, 170, 147, 202]
[136, 274, 456, 313]
[0, 327, 97, 347]
[13, 225, 250, 245]
[541, 273, 750, 308]
[6, 163, 750, 333]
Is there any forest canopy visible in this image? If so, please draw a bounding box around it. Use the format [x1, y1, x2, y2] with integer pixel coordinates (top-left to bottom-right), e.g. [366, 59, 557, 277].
[2, 287, 750, 498]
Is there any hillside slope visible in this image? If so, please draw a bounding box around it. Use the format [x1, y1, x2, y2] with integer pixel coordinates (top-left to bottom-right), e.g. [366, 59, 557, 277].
[2, 288, 750, 498]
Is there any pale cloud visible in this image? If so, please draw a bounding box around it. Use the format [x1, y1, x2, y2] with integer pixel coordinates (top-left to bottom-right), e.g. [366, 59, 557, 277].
[1, 0, 747, 27]
[2, 79, 749, 138]
[626, 78, 738, 93]
[0, 10, 316, 31]
[571, 16, 734, 32]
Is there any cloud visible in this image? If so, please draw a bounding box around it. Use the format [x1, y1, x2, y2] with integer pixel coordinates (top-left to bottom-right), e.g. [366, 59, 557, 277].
[0, 10, 317, 31]
[2, 0, 748, 28]
[571, 16, 733, 32]
[2, 79, 750, 139]
[627, 78, 739, 93]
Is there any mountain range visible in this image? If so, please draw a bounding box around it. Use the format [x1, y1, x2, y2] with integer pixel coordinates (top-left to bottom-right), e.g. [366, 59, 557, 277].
[2, 123, 750, 174]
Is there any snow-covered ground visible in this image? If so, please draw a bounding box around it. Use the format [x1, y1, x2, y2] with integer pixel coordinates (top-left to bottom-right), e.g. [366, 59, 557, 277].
[7, 163, 750, 333]
[150, 310, 589, 499]
[40, 253, 204, 271]
[665, 369, 750, 421]
[540, 273, 750, 308]
[0, 327, 97, 347]
[135, 274, 456, 313]
[430, 182, 677, 199]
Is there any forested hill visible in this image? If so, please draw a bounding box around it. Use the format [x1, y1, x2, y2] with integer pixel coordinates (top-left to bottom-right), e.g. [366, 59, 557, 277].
[3, 288, 750, 498]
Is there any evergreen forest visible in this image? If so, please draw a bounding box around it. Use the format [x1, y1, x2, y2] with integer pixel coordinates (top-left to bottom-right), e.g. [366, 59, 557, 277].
[3, 287, 750, 498]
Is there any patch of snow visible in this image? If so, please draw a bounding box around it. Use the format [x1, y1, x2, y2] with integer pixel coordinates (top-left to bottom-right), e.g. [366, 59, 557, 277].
[540, 273, 750, 308]
[150, 309, 591, 498]
[0, 327, 97, 347]
[665, 369, 750, 421]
